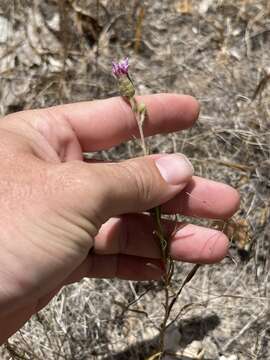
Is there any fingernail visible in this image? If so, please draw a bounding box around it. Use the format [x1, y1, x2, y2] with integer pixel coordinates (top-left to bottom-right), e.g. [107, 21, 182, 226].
[155, 154, 194, 185]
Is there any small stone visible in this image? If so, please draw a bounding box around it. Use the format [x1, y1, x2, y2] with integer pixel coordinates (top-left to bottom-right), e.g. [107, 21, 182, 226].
[0, 16, 10, 43]
[198, 0, 214, 14]
[219, 355, 238, 360]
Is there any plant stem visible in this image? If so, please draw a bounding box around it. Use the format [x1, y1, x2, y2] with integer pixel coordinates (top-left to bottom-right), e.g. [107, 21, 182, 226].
[129, 95, 173, 359]
[130, 97, 148, 156]
[129, 95, 200, 360]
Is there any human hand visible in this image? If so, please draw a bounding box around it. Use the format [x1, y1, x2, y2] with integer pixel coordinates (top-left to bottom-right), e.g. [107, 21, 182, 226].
[0, 94, 239, 343]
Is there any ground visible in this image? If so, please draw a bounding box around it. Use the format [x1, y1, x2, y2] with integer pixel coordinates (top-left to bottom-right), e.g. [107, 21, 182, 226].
[0, 0, 269, 359]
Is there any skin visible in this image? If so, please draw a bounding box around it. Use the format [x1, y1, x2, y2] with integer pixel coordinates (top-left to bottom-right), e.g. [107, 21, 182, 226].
[0, 93, 239, 343]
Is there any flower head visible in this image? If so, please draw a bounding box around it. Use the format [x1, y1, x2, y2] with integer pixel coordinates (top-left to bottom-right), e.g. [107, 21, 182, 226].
[112, 57, 135, 98]
[112, 57, 129, 77]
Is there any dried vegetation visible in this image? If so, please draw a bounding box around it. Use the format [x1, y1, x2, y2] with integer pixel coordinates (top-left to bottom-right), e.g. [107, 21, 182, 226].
[0, 0, 269, 359]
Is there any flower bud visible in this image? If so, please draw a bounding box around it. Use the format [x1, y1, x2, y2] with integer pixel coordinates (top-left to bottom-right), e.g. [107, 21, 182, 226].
[118, 76, 135, 98]
[138, 102, 146, 114]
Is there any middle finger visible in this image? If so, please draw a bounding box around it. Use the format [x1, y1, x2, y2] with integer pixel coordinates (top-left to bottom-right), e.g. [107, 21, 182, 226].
[95, 213, 229, 264]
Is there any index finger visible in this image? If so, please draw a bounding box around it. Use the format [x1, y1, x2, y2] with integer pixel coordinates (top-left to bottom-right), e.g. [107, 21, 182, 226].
[51, 93, 199, 151]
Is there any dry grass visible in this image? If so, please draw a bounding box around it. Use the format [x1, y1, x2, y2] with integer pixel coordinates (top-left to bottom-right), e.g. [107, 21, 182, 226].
[0, 0, 269, 359]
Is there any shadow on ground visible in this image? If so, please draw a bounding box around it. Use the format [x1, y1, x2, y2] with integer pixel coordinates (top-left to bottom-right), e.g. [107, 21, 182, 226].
[103, 314, 220, 360]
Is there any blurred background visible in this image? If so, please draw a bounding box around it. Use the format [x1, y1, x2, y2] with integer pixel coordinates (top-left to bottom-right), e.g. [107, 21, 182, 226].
[0, 1, 269, 359]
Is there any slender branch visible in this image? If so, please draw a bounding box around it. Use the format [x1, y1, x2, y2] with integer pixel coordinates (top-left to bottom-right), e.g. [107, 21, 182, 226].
[114, 66, 199, 359]
[130, 97, 148, 156]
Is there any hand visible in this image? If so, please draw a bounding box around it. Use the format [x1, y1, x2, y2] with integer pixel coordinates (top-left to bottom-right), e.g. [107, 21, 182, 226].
[0, 94, 239, 343]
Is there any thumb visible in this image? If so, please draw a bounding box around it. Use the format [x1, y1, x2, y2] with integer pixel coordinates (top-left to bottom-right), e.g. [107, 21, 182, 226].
[58, 154, 194, 225]
[77, 154, 193, 222]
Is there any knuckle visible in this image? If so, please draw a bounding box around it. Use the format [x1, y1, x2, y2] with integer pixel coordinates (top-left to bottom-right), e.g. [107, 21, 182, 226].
[122, 160, 155, 203]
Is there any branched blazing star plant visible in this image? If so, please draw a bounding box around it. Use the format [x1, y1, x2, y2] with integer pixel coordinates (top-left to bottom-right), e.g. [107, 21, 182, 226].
[112, 57, 199, 360]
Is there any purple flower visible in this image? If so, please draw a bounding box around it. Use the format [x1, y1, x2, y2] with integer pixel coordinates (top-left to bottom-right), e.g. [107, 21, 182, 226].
[112, 57, 129, 77]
